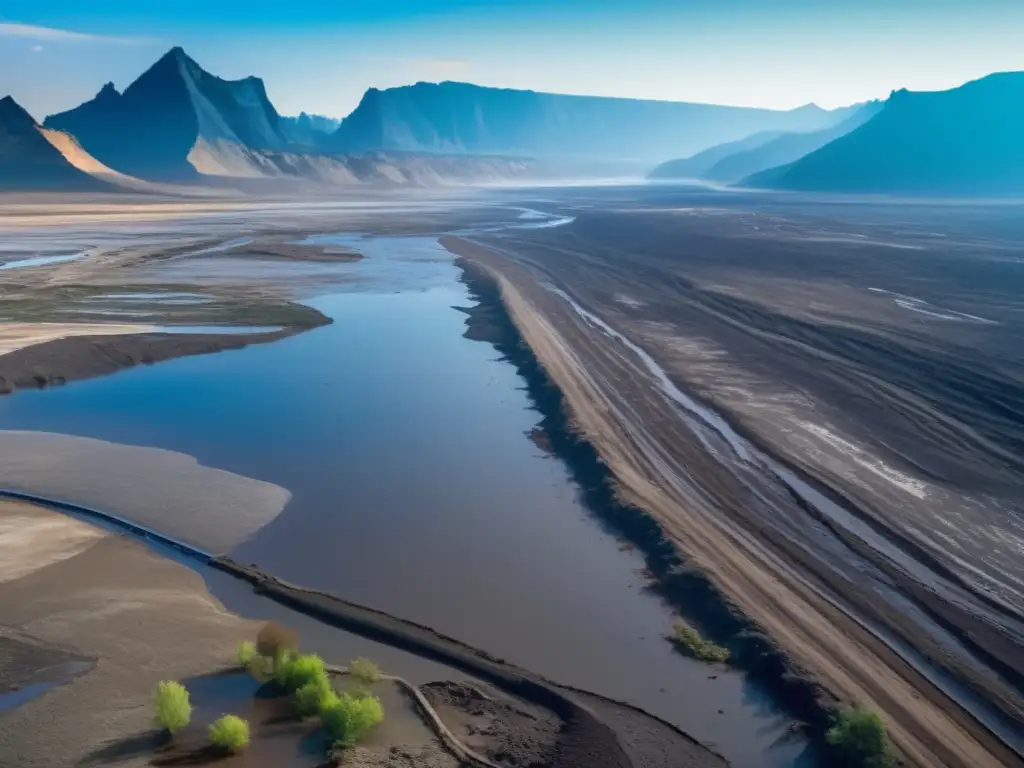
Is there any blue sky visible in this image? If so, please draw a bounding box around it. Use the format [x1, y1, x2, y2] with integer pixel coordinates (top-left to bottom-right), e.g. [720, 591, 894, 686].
[3, 1, 1024, 121]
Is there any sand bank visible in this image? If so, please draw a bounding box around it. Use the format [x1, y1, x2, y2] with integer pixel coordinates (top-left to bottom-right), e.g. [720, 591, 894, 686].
[0, 432, 290, 553]
[0, 500, 256, 768]
[0, 322, 151, 357]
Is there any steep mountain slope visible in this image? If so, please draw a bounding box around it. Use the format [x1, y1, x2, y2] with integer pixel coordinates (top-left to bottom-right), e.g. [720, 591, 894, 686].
[45, 47, 290, 180]
[702, 101, 883, 182]
[328, 82, 856, 163]
[647, 130, 786, 179]
[0, 96, 113, 191]
[745, 72, 1024, 194]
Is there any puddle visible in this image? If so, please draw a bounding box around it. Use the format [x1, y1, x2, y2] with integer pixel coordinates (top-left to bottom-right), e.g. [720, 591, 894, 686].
[868, 288, 997, 324]
[153, 671, 326, 768]
[61, 308, 155, 318]
[0, 252, 86, 271]
[152, 325, 283, 335]
[0, 660, 93, 712]
[84, 292, 214, 306]
[185, 238, 253, 257]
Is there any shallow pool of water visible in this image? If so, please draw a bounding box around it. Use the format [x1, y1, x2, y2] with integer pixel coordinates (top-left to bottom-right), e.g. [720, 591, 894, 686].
[153, 325, 284, 335]
[84, 292, 214, 306]
[0, 660, 92, 712]
[0, 234, 809, 767]
[0, 252, 85, 270]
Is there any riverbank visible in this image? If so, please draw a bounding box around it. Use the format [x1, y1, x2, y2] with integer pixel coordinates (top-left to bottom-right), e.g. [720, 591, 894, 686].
[0, 324, 327, 396]
[441, 235, 1022, 768]
[0, 492, 728, 768]
[0, 499, 258, 767]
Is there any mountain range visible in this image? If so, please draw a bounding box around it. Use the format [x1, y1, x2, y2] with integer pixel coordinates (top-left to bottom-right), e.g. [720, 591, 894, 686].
[326, 81, 849, 162]
[6, 47, 846, 188]
[743, 72, 1024, 194]
[4, 47, 1024, 195]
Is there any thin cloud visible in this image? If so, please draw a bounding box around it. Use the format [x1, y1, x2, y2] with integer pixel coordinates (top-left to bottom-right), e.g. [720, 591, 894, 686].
[30, 44, 43, 53]
[0, 22, 150, 45]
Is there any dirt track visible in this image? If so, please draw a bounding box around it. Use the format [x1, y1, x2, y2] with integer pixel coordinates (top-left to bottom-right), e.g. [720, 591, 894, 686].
[440, 191, 1024, 768]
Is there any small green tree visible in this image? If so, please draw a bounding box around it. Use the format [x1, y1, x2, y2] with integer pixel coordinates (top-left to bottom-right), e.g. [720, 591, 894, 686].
[321, 692, 384, 749]
[209, 714, 250, 753]
[276, 652, 327, 693]
[294, 677, 333, 718]
[826, 707, 894, 768]
[237, 640, 257, 666]
[153, 681, 192, 736]
[348, 658, 382, 691]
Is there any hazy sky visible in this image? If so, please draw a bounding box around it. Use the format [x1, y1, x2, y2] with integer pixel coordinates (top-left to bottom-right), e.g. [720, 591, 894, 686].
[3, 1, 1024, 121]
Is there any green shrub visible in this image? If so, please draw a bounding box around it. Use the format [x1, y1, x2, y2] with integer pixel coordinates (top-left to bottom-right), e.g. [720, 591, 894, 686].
[294, 677, 333, 718]
[319, 689, 341, 713]
[348, 658, 382, 690]
[276, 652, 327, 693]
[321, 692, 384, 748]
[246, 654, 271, 682]
[153, 681, 192, 735]
[273, 648, 295, 681]
[669, 622, 730, 663]
[209, 714, 250, 753]
[237, 640, 257, 666]
[826, 707, 894, 767]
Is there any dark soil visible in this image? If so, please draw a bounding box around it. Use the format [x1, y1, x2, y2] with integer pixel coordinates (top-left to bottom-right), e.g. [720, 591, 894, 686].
[422, 680, 559, 767]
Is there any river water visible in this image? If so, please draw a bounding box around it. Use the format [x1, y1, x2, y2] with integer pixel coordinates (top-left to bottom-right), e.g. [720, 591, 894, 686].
[0, 229, 811, 767]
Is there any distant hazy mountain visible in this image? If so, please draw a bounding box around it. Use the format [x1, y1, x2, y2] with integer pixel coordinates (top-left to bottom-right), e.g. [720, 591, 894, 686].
[649, 102, 880, 183]
[45, 47, 290, 179]
[327, 81, 852, 163]
[744, 72, 1024, 194]
[0, 96, 114, 190]
[647, 130, 786, 180]
[701, 102, 883, 182]
[280, 112, 342, 147]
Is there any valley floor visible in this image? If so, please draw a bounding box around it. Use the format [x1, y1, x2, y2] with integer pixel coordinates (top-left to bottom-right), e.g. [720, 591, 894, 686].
[3, 187, 1022, 767]
[441, 187, 1024, 768]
